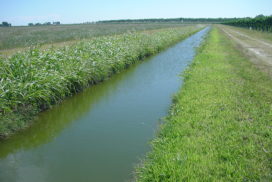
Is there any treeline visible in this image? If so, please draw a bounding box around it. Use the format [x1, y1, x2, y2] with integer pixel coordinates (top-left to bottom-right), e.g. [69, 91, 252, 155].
[97, 18, 237, 24]
[28, 21, 60, 26]
[223, 15, 272, 32]
[98, 16, 272, 32]
[0, 22, 12, 27]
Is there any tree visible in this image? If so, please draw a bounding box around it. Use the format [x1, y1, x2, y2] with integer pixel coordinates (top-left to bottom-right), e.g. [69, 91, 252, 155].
[53, 21, 60, 25]
[28, 23, 34, 26]
[1, 21, 11, 27]
[255, 14, 265, 18]
[43, 22, 51, 25]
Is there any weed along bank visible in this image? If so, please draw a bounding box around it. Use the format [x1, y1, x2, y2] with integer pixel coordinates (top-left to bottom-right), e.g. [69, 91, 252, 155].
[0, 27, 210, 181]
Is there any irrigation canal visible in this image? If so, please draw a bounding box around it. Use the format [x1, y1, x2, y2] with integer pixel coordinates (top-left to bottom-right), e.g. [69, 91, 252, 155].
[0, 27, 210, 182]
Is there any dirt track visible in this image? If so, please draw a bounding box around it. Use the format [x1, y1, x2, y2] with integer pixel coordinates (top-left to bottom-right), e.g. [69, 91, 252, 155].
[219, 25, 272, 76]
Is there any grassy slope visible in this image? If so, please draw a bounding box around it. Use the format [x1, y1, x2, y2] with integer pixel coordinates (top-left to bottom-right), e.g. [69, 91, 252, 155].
[136, 27, 272, 181]
[0, 27, 202, 138]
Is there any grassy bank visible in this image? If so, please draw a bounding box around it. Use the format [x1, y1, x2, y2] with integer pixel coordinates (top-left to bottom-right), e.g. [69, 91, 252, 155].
[136, 27, 272, 181]
[0, 26, 203, 138]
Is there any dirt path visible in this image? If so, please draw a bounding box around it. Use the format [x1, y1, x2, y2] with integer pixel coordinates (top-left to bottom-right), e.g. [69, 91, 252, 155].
[219, 25, 272, 76]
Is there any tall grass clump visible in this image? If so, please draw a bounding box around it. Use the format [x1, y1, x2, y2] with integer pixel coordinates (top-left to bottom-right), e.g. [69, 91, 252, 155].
[0, 26, 203, 137]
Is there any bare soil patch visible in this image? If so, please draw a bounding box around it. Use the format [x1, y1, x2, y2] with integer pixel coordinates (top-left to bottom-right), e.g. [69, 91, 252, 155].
[219, 25, 272, 76]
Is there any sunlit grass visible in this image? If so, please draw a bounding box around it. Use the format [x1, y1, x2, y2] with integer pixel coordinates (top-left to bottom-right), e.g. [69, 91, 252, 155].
[0, 23, 192, 50]
[136, 27, 272, 181]
[0, 26, 202, 137]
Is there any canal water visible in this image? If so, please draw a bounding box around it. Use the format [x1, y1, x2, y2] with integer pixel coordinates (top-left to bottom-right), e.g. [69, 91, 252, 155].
[0, 27, 209, 182]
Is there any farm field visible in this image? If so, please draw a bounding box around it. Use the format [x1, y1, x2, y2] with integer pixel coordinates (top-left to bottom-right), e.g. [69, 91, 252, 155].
[0, 23, 191, 51]
[0, 25, 209, 182]
[136, 27, 272, 181]
[1, 8, 272, 182]
[0, 25, 203, 137]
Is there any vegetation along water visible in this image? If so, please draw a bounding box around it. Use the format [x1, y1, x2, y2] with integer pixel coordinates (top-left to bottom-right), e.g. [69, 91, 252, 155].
[136, 27, 272, 182]
[0, 23, 194, 50]
[0, 27, 210, 182]
[1, 0, 272, 181]
[0, 25, 203, 137]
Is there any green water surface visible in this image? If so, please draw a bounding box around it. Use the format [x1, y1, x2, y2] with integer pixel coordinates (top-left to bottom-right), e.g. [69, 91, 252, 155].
[0, 27, 209, 182]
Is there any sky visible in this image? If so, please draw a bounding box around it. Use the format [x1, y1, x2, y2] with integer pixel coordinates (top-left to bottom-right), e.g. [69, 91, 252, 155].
[0, 0, 271, 26]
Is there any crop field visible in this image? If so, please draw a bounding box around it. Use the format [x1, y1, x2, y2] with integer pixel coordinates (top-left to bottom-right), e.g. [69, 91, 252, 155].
[0, 25, 202, 137]
[0, 23, 189, 50]
[0, 7, 272, 181]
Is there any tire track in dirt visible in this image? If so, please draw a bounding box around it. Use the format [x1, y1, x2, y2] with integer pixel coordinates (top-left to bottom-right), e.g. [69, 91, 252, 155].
[219, 25, 272, 76]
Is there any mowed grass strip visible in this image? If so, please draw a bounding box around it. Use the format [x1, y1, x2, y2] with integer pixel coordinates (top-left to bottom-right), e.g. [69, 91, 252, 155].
[136, 27, 272, 181]
[0, 26, 202, 137]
